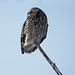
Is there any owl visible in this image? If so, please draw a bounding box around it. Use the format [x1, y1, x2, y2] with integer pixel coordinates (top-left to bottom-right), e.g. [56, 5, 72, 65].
[21, 7, 48, 54]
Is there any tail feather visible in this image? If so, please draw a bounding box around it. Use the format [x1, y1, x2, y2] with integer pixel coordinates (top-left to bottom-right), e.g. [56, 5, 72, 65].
[24, 43, 37, 53]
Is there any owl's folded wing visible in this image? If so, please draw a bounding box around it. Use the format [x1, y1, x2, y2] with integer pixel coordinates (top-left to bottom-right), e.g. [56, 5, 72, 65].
[20, 21, 26, 54]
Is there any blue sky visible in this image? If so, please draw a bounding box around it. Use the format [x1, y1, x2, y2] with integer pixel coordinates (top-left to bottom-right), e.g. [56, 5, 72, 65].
[0, 0, 75, 75]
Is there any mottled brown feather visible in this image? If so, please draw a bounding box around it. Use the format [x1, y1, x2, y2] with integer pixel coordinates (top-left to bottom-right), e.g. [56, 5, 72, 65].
[21, 21, 26, 54]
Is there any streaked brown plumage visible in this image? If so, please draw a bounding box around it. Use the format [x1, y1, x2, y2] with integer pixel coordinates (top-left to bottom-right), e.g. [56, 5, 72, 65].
[21, 7, 48, 54]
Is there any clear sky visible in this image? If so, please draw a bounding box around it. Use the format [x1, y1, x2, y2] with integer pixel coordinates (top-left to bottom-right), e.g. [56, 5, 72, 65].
[0, 0, 75, 75]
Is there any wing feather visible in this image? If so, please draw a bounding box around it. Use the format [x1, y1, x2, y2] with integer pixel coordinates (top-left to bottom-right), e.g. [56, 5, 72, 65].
[21, 21, 26, 54]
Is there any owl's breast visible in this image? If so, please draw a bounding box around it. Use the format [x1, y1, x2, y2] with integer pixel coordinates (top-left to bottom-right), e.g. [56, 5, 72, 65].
[24, 16, 48, 46]
[24, 19, 37, 45]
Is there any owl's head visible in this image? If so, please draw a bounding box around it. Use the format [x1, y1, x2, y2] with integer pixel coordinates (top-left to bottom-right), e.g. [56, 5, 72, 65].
[27, 7, 47, 22]
[27, 7, 47, 17]
[27, 8, 40, 17]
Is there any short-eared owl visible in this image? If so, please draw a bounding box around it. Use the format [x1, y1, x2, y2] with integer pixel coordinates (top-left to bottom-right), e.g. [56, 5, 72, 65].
[21, 7, 48, 54]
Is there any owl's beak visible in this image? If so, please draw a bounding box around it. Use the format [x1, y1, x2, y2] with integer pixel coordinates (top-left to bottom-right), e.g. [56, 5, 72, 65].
[28, 14, 31, 17]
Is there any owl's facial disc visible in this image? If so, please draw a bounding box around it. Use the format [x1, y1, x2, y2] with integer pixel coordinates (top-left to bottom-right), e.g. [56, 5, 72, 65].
[27, 9, 34, 17]
[27, 8, 39, 17]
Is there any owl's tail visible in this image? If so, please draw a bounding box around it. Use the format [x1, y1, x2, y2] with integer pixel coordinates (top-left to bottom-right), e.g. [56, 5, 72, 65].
[24, 43, 37, 53]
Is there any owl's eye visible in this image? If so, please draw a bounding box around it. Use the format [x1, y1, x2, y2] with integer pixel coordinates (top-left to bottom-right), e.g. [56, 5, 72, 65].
[28, 10, 33, 15]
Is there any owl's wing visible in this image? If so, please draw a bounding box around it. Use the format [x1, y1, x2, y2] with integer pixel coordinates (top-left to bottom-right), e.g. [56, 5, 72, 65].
[21, 21, 26, 54]
[40, 23, 48, 44]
